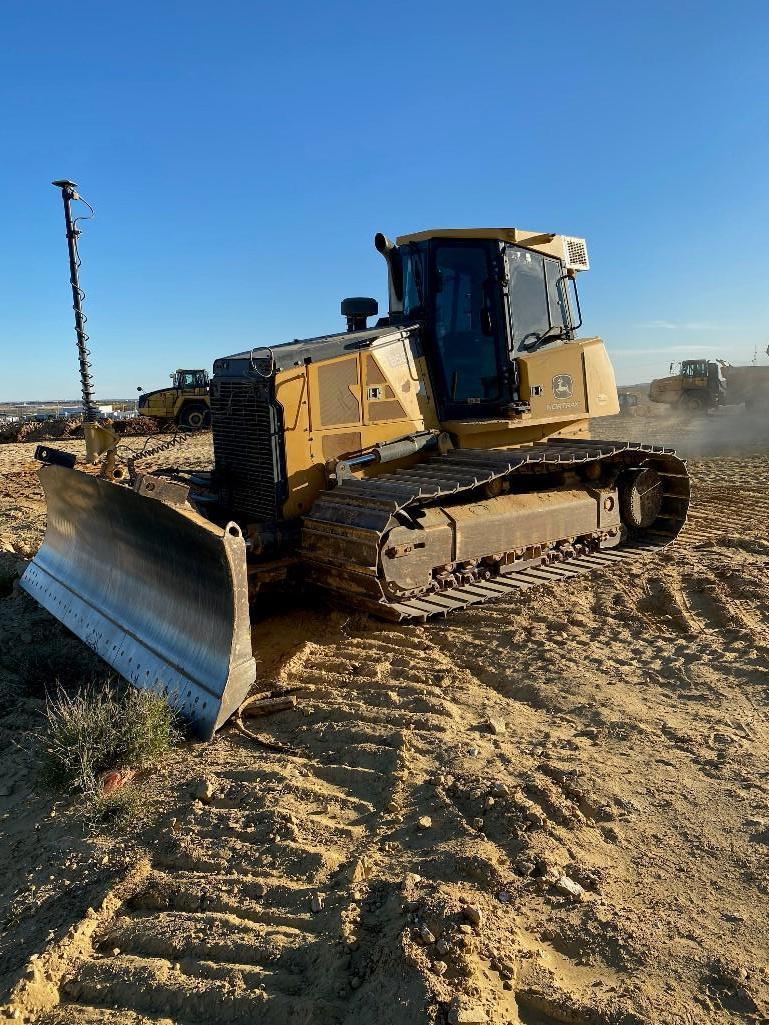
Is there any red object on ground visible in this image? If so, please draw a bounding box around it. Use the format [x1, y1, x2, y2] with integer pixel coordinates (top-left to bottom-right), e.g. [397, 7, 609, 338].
[100, 769, 136, 794]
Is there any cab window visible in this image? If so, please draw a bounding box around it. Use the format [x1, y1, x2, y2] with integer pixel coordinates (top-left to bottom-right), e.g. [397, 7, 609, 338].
[432, 244, 500, 404]
[682, 361, 707, 378]
[507, 248, 570, 350]
[402, 245, 427, 318]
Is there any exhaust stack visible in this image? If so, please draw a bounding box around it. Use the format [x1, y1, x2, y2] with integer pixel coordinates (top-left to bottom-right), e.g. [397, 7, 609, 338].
[375, 232, 403, 309]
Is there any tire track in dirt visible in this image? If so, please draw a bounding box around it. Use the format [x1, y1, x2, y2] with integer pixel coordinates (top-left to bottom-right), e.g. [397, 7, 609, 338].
[32, 621, 472, 1023]
[10, 434, 769, 1024]
[34, 619, 637, 1025]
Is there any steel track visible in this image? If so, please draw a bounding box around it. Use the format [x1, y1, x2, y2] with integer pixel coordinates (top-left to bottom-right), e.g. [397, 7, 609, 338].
[301, 438, 690, 620]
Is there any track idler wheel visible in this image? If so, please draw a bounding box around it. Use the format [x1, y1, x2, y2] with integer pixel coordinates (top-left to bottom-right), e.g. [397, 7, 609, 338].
[620, 467, 663, 529]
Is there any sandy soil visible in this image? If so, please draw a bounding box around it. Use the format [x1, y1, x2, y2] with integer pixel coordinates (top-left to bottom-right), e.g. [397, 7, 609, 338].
[1, 411, 768, 1024]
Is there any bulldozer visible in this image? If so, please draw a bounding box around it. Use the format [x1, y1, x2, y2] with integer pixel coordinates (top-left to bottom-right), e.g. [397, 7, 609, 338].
[23, 205, 691, 738]
[137, 369, 211, 428]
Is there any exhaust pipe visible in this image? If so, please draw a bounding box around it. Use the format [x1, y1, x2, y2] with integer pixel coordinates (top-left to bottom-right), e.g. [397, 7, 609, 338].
[374, 232, 403, 304]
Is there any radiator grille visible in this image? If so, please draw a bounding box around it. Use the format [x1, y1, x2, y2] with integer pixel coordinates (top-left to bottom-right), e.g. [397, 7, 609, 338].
[211, 379, 285, 524]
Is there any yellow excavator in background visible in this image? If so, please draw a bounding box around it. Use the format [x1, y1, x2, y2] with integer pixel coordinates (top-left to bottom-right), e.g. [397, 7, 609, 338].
[23, 187, 690, 738]
[137, 370, 211, 428]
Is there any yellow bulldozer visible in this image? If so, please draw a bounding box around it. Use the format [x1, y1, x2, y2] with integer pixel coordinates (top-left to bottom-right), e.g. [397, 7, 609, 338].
[23, 193, 690, 738]
[137, 369, 211, 428]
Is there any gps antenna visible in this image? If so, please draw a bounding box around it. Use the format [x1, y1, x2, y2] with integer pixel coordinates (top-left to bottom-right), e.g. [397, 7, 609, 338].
[52, 179, 98, 423]
[51, 179, 115, 463]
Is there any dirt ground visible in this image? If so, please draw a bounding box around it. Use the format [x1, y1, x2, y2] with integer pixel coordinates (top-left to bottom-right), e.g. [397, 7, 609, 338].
[1, 409, 768, 1024]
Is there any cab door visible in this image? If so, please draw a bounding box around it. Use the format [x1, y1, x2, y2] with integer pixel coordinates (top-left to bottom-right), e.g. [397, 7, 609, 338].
[428, 241, 508, 420]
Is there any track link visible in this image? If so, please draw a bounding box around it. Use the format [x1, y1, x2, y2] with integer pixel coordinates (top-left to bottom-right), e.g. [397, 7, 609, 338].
[302, 438, 690, 620]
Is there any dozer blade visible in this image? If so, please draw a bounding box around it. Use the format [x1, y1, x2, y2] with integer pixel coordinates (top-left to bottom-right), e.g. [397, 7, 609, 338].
[21, 465, 256, 739]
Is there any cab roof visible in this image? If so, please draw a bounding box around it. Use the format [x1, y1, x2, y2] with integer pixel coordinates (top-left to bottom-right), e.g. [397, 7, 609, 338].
[394, 228, 589, 270]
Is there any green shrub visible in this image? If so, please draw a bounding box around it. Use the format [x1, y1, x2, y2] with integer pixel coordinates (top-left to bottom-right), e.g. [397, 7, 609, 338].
[37, 682, 180, 803]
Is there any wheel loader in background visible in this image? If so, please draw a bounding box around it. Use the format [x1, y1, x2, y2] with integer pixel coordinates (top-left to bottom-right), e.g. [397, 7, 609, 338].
[23, 213, 691, 738]
[137, 369, 211, 428]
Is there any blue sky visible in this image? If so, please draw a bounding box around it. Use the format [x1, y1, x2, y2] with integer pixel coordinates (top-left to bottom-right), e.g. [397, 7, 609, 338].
[1, 0, 767, 399]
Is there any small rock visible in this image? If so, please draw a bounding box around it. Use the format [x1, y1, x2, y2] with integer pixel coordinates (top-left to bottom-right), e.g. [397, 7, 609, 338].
[417, 816, 433, 830]
[483, 796, 495, 810]
[420, 923, 436, 945]
[601, 824, 623, 845]
[432, 960, 448, 975]
[468, 746, 480, 757]
[487, 719, 506, 736]
[472, 817, 485, 830]
[349, 975, 362, 990]
[503, 979, 513, 990]
[194, 779, 215, 804]
[386, 799, 400, 813]
[498, 890, 512, 903]
[310, 893, 325, 913]
[448, 996, 488, 1024]
[553, 874, 584, 899]
[253, 882, 267, 897]
[525, 808, 546, 827]
[459, 923, 473, 935]
[347, 857, 369, 884]
[436, 937, 450, 956]
[111, 948, 120, 957]
[462, 904, 483, 927]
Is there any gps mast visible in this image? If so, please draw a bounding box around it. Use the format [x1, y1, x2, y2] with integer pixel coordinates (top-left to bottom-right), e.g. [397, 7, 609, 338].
[52, 179, 115, 462]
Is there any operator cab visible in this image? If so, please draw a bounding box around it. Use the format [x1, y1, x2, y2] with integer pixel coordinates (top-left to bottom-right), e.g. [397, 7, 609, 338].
[678, 359, 709, 379]
[173, 369, 209, 389]
[376, 228, 588, 420]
